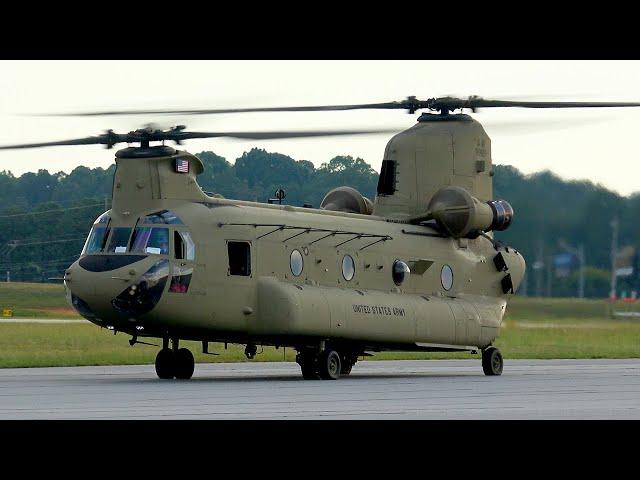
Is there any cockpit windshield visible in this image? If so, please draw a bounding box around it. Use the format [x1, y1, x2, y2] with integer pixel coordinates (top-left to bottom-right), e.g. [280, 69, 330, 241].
[81, 211, 187, 257]
[130, 227, 169, 255]
[105, 228, 132, 253]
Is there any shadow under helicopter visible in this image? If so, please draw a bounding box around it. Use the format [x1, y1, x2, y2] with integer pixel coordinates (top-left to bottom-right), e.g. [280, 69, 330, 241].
[82, 370, 483, 385]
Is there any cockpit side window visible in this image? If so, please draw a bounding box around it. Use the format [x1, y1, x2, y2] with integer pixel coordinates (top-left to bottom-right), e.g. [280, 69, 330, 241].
[183, 232, 195, 260]
[174, 231, 195, 261]
[175, 231, 184, 259]
[95, 211, 110, 224]
[169, 265, 193, 293]
[83, 226, 110, 254]
[82, 211, 111, 254]
[105, 228, 132, 253]
[143, 210, 184, 225]
[130, 227, 169, 255]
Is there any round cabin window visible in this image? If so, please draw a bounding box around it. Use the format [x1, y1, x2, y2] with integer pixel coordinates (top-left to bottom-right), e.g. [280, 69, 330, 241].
[441, 264, 454, 291]
[342, 255, 355, 281]
[392, 260, 410, 286]
[290, 249, 304, 277]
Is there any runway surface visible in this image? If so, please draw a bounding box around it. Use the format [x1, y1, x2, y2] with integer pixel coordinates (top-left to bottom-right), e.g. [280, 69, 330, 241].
[0, 318, 85, 324]
[1, 359, 638, 419]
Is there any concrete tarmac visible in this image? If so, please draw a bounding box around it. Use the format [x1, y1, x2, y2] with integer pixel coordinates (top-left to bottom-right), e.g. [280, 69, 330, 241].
[0, 318, 86, 324]
[0, 359, 638, 419]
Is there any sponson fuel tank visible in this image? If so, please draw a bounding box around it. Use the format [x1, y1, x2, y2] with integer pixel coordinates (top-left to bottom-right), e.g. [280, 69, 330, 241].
[254, 276, 507, 349]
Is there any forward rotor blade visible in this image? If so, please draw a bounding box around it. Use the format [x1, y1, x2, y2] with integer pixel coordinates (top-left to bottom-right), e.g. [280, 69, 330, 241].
[177, 128, 399, 141]
[0, 128, 399, 150]
[0, 135, 113, 150]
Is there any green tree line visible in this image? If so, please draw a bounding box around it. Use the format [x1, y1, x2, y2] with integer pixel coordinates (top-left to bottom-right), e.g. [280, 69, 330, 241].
[1, 148, 638, 297]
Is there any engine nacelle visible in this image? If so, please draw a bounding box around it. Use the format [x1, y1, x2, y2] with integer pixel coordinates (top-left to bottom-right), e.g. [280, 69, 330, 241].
[320, 186, 373, 215]
[427, 186, 513, 238]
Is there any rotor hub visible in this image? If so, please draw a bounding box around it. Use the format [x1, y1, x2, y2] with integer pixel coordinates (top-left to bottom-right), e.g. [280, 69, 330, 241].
[417, 113, 474, 123]
[115, 145, 177, 158]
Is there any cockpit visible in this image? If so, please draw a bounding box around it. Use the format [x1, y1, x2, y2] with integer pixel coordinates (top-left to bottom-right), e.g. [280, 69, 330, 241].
[65, 210, 197, 325]
[82, 210, 194, 258]
[78, 209, 196, 299]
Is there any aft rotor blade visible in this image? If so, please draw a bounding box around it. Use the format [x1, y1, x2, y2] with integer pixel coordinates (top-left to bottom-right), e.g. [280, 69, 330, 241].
[481, 116, 614, 134]
[449, 98, 640, 110]
[37, 95, 640, 118]
[40, 102, 405, 117]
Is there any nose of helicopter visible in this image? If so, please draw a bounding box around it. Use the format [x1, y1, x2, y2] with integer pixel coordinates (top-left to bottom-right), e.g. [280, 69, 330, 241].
[64, 255, 169, 325]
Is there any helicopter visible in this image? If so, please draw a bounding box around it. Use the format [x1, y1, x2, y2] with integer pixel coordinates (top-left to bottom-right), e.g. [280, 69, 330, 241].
[3, 95, 640, 381]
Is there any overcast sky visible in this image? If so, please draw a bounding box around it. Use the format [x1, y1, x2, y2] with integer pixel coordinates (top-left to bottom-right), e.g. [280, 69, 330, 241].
[1, 60, 639, 196]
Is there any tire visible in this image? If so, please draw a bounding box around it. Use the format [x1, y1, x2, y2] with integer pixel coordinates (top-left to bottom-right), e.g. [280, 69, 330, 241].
[318, 350, 341, 380]
[174, 348, 195, 379]
[155, 348, 175, 379]
[301, 363, 320, 380]
[297, 351, 320, 380]
[482, 347, 503, 376]
[340, 353, 357, 375]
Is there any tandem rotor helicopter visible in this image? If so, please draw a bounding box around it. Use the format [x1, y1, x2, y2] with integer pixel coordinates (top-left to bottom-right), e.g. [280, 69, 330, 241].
[2, 95, 640, 380]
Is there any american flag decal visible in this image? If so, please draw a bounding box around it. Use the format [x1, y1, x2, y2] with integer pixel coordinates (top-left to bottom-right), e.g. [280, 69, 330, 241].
[175, 158, 189, 173]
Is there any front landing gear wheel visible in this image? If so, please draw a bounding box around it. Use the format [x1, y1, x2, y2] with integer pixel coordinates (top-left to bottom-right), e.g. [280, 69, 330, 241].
[155, 348, 175, 379]
[174, 348, 195, 380]
[482, 346, 503, 376]
[318, 350, 341, 380]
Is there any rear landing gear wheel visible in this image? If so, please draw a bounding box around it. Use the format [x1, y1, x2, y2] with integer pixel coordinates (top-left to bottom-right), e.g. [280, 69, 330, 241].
[301, 362, 320, 380]
[297, 350, 320, 380]
[482, 346, 503, 376]
[340, 353, 357, 375]
[318, 349, 341, 380]
[155, 348, 175, 379]
[174, 348, 195, 380]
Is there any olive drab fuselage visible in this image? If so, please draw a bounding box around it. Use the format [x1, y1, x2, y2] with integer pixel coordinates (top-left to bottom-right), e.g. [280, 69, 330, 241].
[64, 114, 525, 354]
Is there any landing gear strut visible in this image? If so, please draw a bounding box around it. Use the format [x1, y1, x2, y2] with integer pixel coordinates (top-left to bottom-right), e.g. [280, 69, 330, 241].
[245, 343, 257, 359]
[154, 338, 195, 380]
[482, 346, 503, 376]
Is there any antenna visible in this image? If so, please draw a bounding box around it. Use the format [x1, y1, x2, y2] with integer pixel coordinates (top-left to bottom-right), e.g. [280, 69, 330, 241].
[268, 188, 287, 205]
